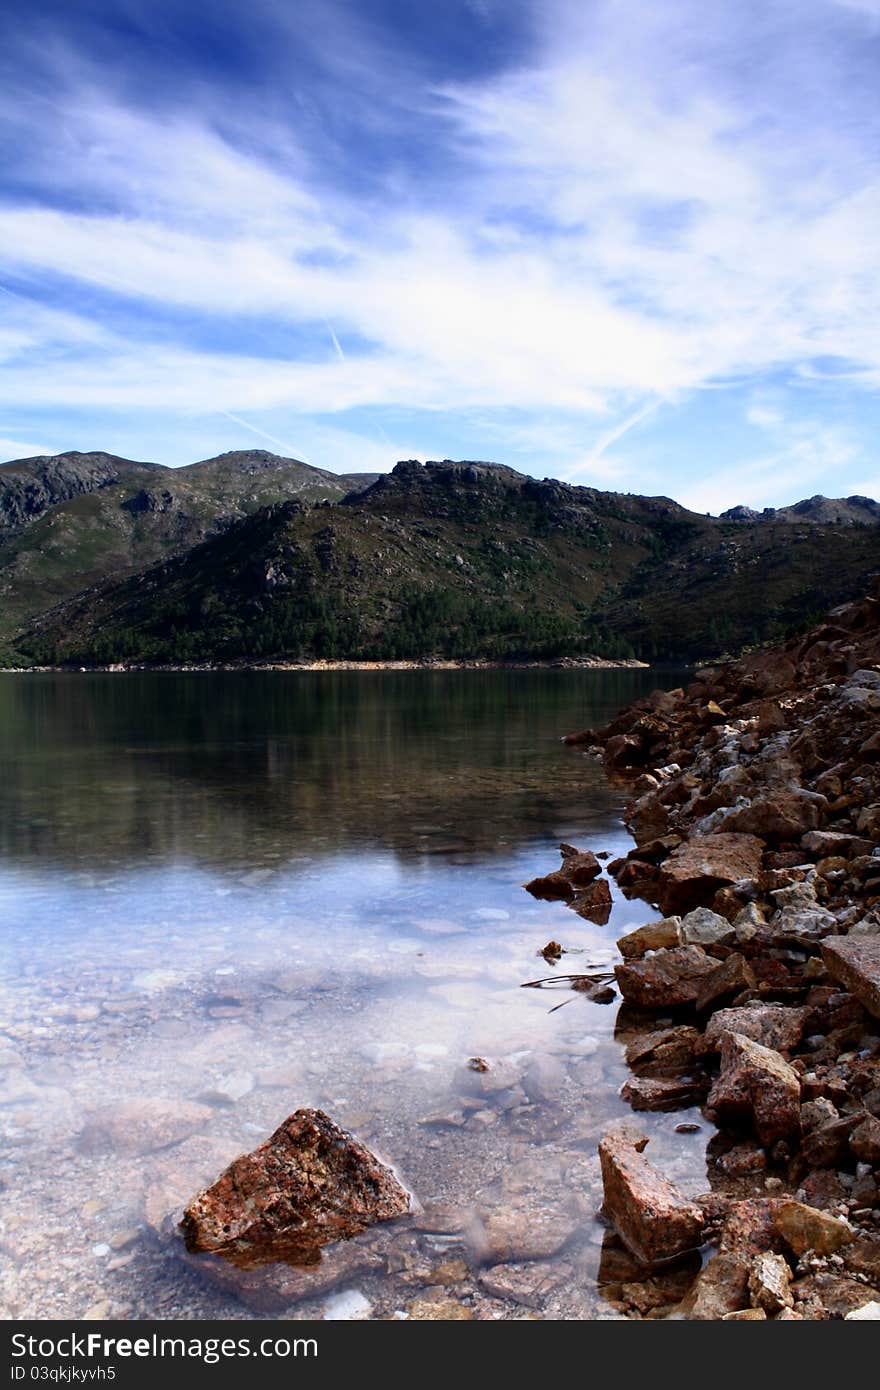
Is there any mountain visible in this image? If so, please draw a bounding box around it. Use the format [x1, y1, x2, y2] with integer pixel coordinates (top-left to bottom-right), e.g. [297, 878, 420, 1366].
[0, 448, 377, 651]
[721, 494, 880, 526]
[15, 459, 880, 667]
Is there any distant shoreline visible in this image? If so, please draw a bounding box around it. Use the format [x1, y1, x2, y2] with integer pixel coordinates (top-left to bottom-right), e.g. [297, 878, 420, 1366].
[0, 656, 651, 674]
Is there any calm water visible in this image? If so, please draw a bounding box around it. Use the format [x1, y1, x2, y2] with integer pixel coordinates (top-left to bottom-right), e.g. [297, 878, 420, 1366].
[0, 670, 707, 1321]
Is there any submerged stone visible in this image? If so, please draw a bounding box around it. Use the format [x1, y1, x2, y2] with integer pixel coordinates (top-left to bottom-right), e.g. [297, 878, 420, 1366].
[179, 1107, 410, 1266]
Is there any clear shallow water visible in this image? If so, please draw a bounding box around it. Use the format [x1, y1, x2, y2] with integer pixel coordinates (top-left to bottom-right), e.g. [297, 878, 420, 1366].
[0, 670, 707, 1321]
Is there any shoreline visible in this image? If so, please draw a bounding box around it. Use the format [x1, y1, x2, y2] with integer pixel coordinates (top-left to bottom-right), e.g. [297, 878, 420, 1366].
[0, 656, 651, 675]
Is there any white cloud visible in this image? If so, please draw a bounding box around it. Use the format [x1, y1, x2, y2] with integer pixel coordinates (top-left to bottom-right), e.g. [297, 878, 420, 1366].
[0, 0, 877, 499]
[0, 435, 53, 463]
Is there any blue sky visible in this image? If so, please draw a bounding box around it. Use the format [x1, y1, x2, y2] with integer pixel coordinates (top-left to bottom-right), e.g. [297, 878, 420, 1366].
[1, 0, 879, 511]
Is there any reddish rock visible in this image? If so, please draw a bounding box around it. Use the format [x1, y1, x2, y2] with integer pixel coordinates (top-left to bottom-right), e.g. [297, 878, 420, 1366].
[79, 1098, 213, 1157]
[694, 954, 757, 1013]
[620, 1076, 709, 1112]
[615, 859, 660, 895]
[701, 1003, 809, 1056]
[614, 945, 717, 1009]
[625, 1025, 700, 1076]
[707, 1033, 801, 1146]
[559, 843, 602, 882]
[719, 1198, 786, 1257]
[821, 936, 880, 1019]
[598, 1126, 704, 1265]
[657, 834, 764, 916]
[801, 1113, 863, 1167]
[180, 1108, 410, 1265]
[523, 869, 574, 901]
[180, 1238, 382, 1313]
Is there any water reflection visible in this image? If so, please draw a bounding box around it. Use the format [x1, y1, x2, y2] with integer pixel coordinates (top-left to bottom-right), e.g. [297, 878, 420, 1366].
[0, 670, 660, 871]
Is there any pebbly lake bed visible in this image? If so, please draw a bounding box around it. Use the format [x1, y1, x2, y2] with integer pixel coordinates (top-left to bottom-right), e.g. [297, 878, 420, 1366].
[0, 667, 708, 1321]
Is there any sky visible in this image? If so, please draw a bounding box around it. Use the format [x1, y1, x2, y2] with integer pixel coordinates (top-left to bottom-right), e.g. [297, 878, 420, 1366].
[1, 0, 879, 512]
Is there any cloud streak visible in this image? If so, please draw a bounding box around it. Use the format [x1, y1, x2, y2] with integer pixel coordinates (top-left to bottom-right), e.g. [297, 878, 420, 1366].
[0, 1, 877, 502]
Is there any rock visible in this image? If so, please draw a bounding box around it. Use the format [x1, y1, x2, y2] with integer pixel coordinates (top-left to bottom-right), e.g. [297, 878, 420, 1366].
[719, 1198, 787, 1257]
[625, 1025, 701, 1076]
[524, 846, 601, 899]
[801, 1113, 862, 1167]
[616, 918, 682, 959]
[724, 1307, 767, 1320]
[523, 870, 573, 901]
[323, 1289, 372, 1320]
[614, 945, 716, 1009]
[475, 1204, 574, 1263]
[707, 1033, 800, 1146]
[850, 1114, 880, 1164]
[772, 1200, 854, 1257]
[680, 907, 737, 949]
[802, 831, 857, 857]
[748, 1251, 794, 1313]
[522, 1053, 566, 1103]
[478, 1261, 560, 1309]
[598, 1125, 704, 1265]
[701, 1003, 809, 1056]
[657, 834, 763, 916]
[676, 1253, 751, 1319]
[694, 954, 757, 1012]
[620, 1076, 709, 1112]
[180, 1108, 410, 1265]
[570, 878, 613, 923]
[720, 792, 822, 841]
[821, 937, 880, 1019]
[180, 1237, 382, 1313]
[407, 1297, 474, 1320]
[845, 1301, 880, 1320]
[79, 1098, 213, 1157]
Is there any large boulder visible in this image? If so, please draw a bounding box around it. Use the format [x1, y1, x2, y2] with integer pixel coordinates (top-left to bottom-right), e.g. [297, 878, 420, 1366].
[657, 835, 763, 916]
[707, 1033, 801, 1146]
[180, 1108, 410, 1265]
[614, 945, 717, 1009]
[598, 1126, 704, 1265]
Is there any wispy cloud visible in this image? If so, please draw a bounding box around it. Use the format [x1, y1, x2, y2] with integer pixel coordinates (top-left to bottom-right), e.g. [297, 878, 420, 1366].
[0, 1, 877, 499]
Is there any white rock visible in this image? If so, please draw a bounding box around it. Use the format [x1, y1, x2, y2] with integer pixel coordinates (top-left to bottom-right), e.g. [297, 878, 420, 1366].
[323, 1289, 372, 1320]
[845, 1301, 880, 1320]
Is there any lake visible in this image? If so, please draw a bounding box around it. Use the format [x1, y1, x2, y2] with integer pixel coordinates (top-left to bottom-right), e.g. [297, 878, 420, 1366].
[0, 669, 708, 1320]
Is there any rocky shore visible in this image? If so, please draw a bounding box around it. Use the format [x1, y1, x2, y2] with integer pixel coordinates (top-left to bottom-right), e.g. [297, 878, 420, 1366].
[569, 583, 880, 1318]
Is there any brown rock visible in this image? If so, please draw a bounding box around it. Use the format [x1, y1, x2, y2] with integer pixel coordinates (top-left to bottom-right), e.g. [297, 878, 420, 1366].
[475, 1204, 574, 1263]
[801, 1113, 863, 1167]
[719, 1198, 786, 1257]
[407, 1297, 474, 1320]
[523, 870, 574, 901]
[720, 792, 822, 842]
[850, 1113, 880, 1164]
[724, 1307, 767, 1320]
[748, 1251, 794, 1313]
[478, 1262, 561, 1309]
[598, 1125, 704, 1265]
[620, 1076, 709, 1112]
[79, 1098, 213, 1157]
[570, 877, 613, 923]
[559, 844, 602, 884]
[821, 936, 880, 1019]
[676, 1253, 751, 1319]
[616, 918, 682, 959]
[701, 1003, 809, 1056]
[657, 834, 764, 916]
[694, 954, 757, 1012]
[179, 1108, 410, 1265]
[180, 1238, 382, 1313]
[772, 1200, 854, 1257]
[707, 1033, 801, 1145]
[614, 945, 716, 1009]
[625, 1025, 700, 1076]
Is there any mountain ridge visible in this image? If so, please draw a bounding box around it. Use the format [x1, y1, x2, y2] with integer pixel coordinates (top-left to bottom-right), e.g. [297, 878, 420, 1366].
[12, 457, 880, 668]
